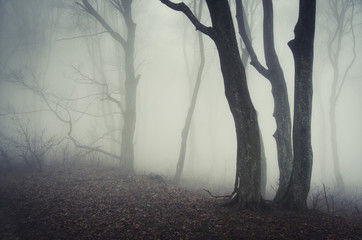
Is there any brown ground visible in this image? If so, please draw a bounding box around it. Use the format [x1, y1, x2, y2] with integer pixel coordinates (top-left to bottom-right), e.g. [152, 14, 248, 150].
[0, 168, 361, 240]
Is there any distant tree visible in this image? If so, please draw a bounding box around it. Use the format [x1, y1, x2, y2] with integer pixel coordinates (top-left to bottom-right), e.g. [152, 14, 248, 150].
[77, 0, 140, 174]
[0, 145, 12, 172]
[75, 2, 122, 161]
[280, 0, 316, 210]
[0, 115, 60, 171]
[323, 0, 359, 193]
[161, 0, 262, 209]
[235, 0, 292, 202]
[174, 1, 205, 184]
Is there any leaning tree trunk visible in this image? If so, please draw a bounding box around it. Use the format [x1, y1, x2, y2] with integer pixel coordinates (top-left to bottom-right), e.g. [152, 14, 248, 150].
[235, 0, 293, 202]
[206, 0, 262, 209]
[160, 0, 262, 209]
[262, 0, 293, 202]
[174, 1, 205, 184]
[281, 0, 316, 211]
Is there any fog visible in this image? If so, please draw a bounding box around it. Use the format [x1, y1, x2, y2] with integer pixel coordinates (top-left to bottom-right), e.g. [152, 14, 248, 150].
[1, 0, 362, 200]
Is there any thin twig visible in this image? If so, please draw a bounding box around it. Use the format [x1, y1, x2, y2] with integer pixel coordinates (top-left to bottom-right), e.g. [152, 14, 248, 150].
[56, 31, 107, 41]
[202, 189, 230, 199]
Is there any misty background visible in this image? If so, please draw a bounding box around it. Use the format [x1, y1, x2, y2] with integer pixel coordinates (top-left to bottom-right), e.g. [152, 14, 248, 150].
[0, 0, 361, 199]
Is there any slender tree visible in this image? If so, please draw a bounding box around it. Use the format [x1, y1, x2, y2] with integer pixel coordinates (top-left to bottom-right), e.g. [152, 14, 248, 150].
[174, 1, 205, 184]
[77, 0, 140, 174]
[161, 0, 262, 209]
[281, 0, 316, 211]
[235, 0, 292, 202]
[324, 0, 358, 193]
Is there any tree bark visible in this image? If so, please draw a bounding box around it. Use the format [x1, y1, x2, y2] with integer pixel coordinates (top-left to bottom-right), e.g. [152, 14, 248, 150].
[235, 0, 293, 202]
[161, 0, 262, 209]
[281, 0, 316, 211]
[206, 0, 261, 209]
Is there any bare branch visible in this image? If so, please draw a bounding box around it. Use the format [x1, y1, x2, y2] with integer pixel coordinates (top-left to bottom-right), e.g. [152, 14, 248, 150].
[77, 0, 127, 48]
[56, 31, 107, 41]
[235, 0, 270, 79]
[71, 66, 126, 115]
[160, 0, 214, 38]
[6, 71, 122, 162]
[111, 0, 125, 16]
[336, 3, 357, 101]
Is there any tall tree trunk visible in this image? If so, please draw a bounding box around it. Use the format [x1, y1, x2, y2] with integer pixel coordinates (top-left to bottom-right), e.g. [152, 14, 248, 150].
[236, 0, 267, 197]
[329, 26, 345, 193]
[281, 0, 316, 211]
[329, 102, 344, 192]
[79, 0, 139, 174]
[235, 0, 293, 202]
[121, 3, 138, 174]
[325, 0, 358, 193]
[160, 0, 262, 209]
[206, 0, 261, 209]
[174, 1, 205, 184]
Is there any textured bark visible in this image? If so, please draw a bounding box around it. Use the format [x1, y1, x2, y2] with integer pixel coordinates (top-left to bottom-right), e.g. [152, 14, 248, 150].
[235, 0, 292, 202]
[281, 0, 316, 211]
[235, 1, 267, 197]
[206, 0, 261, 209]
[174, 1, 205, 184]
[161, 0, 262, 209]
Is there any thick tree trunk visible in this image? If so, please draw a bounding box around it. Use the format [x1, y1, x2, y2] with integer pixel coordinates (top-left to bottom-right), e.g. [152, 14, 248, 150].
[206, 0, 262, 209]
[235, 0, 293, 202]
[160, 0, 262, 209]
[281, 0, 315, 211]
[262, 0, 293, 202]
[235, 1, 267, 197]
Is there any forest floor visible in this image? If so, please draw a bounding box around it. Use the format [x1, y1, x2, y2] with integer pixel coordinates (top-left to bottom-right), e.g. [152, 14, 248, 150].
[0, 167, 361, 240]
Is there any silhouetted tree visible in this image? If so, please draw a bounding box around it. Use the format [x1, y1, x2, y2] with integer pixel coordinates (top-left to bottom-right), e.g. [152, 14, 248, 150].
[161, 0, 262, 209]
[77, 0, 140, 174]
[324, 0, 359, 193]
[174, 1, 205, 184]
[281, 0, 316, 211]
[235, 0, 293, 202]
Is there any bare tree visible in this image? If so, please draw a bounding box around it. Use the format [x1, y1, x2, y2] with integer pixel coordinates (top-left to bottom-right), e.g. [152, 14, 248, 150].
[323, 0, 359, 193]
[235, 0, 292, 202]
[281, 0, 316, 211]
[76, 0, 140, 174]
[174, 1, 205, 184]
[6, 70, 123, 165]
[0, 115, 60, 171]
[161, 0, 262, 209]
